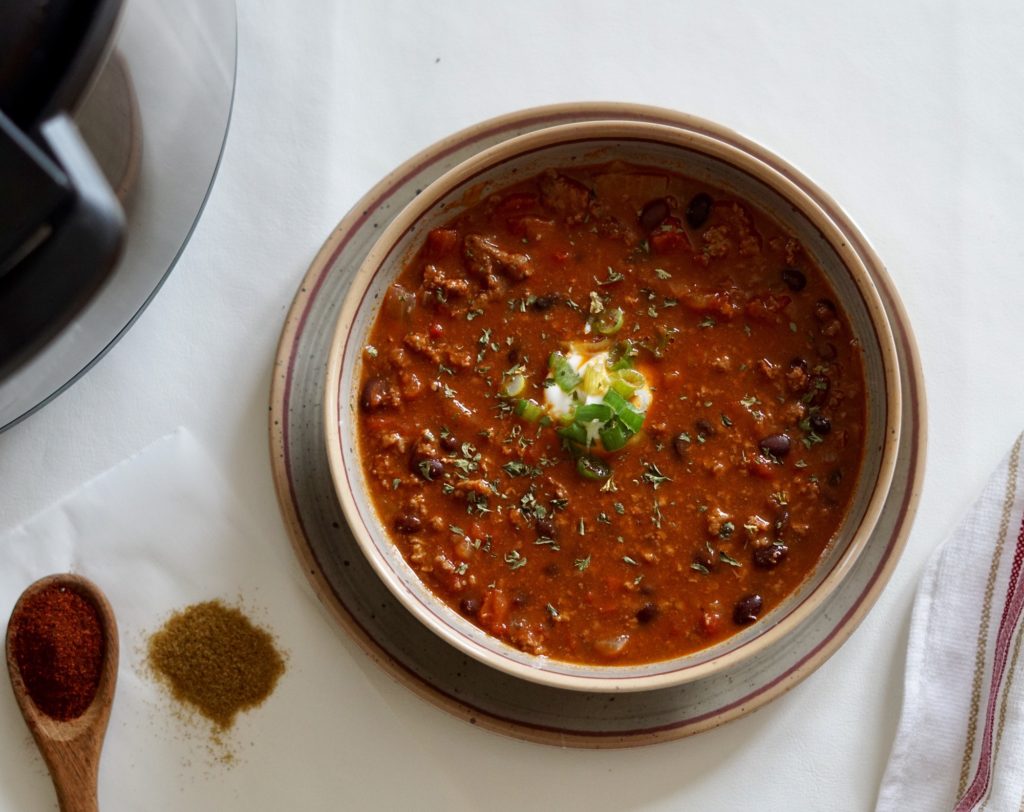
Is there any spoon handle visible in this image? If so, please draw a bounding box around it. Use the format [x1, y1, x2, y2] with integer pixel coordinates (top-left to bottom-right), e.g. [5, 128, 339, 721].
[46, 739, 101, 812]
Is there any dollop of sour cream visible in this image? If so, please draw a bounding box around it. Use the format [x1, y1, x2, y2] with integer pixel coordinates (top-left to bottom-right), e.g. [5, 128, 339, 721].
[543, 350, 653, 422]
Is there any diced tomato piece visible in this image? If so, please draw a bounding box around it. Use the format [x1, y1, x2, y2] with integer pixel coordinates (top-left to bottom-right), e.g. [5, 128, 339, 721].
[699, 610, 722, 637]
[478, 588, 510, 635]
[748, 457, 777, 480]
[649, 227, 692, 255]
[424, 228, 458, 259]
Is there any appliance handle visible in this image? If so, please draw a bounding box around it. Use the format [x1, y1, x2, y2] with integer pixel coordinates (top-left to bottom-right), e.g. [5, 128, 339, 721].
[0, 111, 124, 374]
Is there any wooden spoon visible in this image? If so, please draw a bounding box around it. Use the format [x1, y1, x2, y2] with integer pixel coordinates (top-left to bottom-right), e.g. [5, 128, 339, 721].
[5, 574, 119, 812]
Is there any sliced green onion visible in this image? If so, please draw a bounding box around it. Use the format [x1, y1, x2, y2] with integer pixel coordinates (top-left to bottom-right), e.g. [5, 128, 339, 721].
[610, 368, 646, 398]
[610, 378, 636, 398]
[514, 398, 545, 423]
[580, 362, 610, 397]
[618, 402, 646, 434]
[574, 403, 614, 423]
[549, 352, 581, 393]
[557, 422, 588, 446]
[593, 307, 624, 335]
[599, 421, 630, 452]
[603, 388, 629, 415]
[618, 368, 646, 390]
[501, 373, 526, 398]
[577, 455, 611, 480]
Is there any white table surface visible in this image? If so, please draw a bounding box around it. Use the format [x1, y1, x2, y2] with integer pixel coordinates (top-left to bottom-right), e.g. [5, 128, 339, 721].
[3, 1, 1024, 809]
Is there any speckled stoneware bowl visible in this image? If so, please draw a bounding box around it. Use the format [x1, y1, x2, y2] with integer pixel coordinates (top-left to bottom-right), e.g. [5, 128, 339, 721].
[323, 120, 901, 693]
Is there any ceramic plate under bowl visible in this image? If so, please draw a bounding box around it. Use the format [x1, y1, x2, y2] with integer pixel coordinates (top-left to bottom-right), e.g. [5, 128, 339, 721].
[322, 120, 902, 692]
[270, 103, 925, 745]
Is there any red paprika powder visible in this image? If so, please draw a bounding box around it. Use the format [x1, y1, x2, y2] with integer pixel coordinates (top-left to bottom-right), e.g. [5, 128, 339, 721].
[9, 584, 105, 720]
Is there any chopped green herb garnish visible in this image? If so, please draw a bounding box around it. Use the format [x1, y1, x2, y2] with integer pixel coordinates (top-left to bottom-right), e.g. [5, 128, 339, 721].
[574, 555, 591, 572]
[719, 551, 743, 567]
[641, 462, 671, 489]
[504, 550, 527, 570]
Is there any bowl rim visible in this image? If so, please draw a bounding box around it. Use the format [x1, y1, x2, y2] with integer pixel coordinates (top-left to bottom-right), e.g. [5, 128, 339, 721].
[323, 117, 902, 693]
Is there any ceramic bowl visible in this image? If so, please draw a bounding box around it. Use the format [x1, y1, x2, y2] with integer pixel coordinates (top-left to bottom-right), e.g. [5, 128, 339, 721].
[323, 118, 902, 693]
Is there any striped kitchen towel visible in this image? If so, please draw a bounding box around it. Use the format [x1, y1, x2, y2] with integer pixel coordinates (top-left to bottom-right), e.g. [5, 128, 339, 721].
[878, 434, 1024, 811]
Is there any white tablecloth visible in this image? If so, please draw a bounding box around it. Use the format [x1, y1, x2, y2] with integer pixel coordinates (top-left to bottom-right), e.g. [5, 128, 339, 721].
[1, 1, 1023, 809]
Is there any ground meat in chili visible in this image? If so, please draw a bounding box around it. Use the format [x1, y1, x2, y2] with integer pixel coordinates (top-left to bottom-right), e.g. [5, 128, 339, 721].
[357, 161, 866, 666]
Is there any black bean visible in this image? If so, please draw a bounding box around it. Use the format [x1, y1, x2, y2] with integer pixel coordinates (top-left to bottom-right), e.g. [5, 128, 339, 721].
[809, 414, 832, 435]
[636, 603, 659, 624]
[685, 193, 713, 228]
[394, 513, 422, 534]
[759, 433, 791, 458]
[695, 418, 716, 439]
[807, 375, 831, 407]
[673, 434, 691, 459]
[781, 267, 807, 292]
[753, 544, 789, 569]
[413, 457, 443, 481]
[536, 518, 556, 539]
[813, 299, 837, 322]
[360, 376, 395, 410]
[789, 357, 809, 373]
[817, 342, 838, 361]
[639, 198, 671, 231]
[733, 594, 764, 625]
[439, 433, 460, 453]
[532, 294, 557, 311]
[828, 469, 844, 488]
[459, 597, 481, 616]
[694, 546, 717, 571]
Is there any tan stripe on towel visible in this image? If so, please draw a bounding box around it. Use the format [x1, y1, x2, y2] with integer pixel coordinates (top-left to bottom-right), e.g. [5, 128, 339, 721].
[958, 436, 1022, 797]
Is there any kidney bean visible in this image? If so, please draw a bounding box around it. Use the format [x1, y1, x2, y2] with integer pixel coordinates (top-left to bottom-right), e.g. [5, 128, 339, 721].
[759, 433, 791, 458]
[753, 544, 788, 569]
[639, 198, 671, 231]
[536, 518, 556, 538]
[394, 513, 422, 534]
[459, 597, 481, 616]
[439, 433, 460, 453]
[512, 590, 530, 608]
[828, 469, 844, 488]
[413, 457, 443, 481]
[685, 193, 713, 228]
[733, 594, 763, 625]
[781, 267, 807, 291]
[695, 418, 716, 439]
[532, 294, 557, 311]
[673, 434, 691, 459]
[809, 414, 832, 435]
[360, 376, 396, 410]
[636, 603, 659, 624]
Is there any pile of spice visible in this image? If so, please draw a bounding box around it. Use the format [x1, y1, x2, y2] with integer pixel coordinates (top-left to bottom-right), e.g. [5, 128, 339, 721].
[147, 600, 285, 729]
[8, 583, 105, 720]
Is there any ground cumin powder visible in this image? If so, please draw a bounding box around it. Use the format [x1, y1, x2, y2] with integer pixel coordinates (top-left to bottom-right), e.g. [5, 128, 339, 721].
[147, 600, 284, 730]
